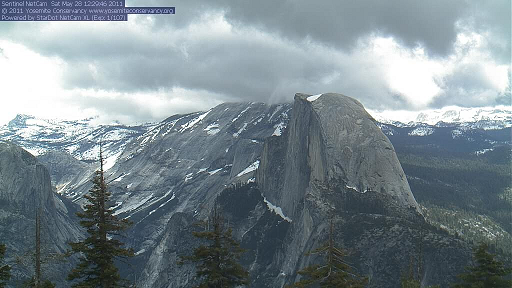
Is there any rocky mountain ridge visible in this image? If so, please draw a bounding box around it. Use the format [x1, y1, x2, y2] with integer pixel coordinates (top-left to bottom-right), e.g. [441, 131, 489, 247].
[0, 141, 81, 285]
[258, 93, 421, 219]
[370, 105, 512, 129]
[1, 93, 504, 287]
[0, 114, 153, 167]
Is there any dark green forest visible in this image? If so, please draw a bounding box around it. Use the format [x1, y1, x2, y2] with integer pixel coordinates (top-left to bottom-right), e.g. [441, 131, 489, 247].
[397, 148, 512, 257]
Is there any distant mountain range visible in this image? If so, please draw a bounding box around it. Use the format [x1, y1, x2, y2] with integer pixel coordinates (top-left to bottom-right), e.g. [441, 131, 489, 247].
[0, 114, 154, 166]
[369, 105, 512, 129]
[1, 104, 509, 167]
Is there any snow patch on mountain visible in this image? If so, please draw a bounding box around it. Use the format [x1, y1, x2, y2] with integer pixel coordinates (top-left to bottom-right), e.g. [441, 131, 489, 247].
[232, 105, 252, 123]
[269, 105, 283, 121]
[184, 173, 194, 182]
[233, 123, 248, 138]
[376, 123, 396, 136]
[408, 127, 435, 136]
[208, 168, 223, 175]
[114, 192, 154, 215]
[204, 123, 220, 135]
[475, 148, 493, 155]
[272, 122, 286, 136]
[113, 173, 130, 182]
[369, 105, 512, 129]
[104, 150, 122, 171]
[179, 110, 211, 133]
[307, 94, 322, 102]
[236, 160, 260, 177]
[149, 191, 176, 216]
[23, 146, 47, 156]
[262, 196, 292, 222]
[451, 129, 463, 139]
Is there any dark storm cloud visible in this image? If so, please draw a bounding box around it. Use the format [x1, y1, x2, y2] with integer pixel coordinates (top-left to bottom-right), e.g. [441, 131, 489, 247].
[432, 66, 511, 108]
[125, 0, 477, 57]
[58, 30, 342, 103]
[0, 0, 509, 124]
[220, 0, 468, 56]
[130, 0, 473, 56]
[54, 27, 400, 108]
[468, 0, 511, 64]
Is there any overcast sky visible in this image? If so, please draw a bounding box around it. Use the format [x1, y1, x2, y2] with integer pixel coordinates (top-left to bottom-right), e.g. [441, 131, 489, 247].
[0, 0, 510, 124]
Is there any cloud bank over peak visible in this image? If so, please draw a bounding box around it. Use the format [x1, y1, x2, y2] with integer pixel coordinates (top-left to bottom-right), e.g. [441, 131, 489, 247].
[0, 0, 509, 124]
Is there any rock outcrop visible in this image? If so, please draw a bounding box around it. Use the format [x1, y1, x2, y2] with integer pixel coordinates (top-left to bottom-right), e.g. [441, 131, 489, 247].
[0, 141, 81, 286]
[258, 93, 421, 219]
[252, 93, 469, 287]
[0, 93, 473, 287]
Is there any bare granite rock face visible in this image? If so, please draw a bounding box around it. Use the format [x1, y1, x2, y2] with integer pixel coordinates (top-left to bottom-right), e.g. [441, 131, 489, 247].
[37, 150, 96, 197]
[0, 141, 82, 286]
[258, 93, 421, 219]
[253, 93, 450, 287]
[2, 93, 473, 287]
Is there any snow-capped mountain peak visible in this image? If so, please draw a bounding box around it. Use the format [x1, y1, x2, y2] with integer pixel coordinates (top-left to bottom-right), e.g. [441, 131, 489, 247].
[369, 105, 512, 129]
[0, 114, 153, 161]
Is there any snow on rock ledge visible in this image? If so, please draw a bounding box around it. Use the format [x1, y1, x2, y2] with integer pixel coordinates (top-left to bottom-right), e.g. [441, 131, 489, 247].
[236, 160, 260, 177]
[306, 94, 322, 102]
[263, 196, 292, 222]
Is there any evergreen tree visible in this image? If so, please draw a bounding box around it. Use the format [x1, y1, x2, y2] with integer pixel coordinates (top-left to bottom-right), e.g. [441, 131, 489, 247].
[452, 242, 512, 288]
[288, 220, 367, 288]
[400, 276, 440, 288]
[400, 277, 421, 288]
[181, 205, 249, 288]
[67, 149, 134, 287]
[400, 235, 439, 288]
[23, 278, 56, 288]
[23, 209, 57, 288]
[0, 244, 10, 288]
[400, 255, 421, 288]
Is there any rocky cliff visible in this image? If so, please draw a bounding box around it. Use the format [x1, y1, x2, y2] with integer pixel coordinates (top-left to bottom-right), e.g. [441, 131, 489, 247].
[114, 93, 469, 287]
[0, 141, 82, 286]
[250, 94, 469, 287]
[258, 93, 421, 219]
[88, 102, 292, 287]
[0, 93, 474, 287]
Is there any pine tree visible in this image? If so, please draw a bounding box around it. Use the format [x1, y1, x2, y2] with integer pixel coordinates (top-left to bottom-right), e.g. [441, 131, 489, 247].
[23, 278, 55, 288]
[23, 208, 56, 288]
[400, 255, 421, 288]
[400, 276, 440, 288]
[400, 233, 439, 288]
[181, 205, 249, 288]
[67, 149, 134, 287]
[0, 244, 11, 288]
[288, 220, 367, 288]
[452, 242, 512, 288]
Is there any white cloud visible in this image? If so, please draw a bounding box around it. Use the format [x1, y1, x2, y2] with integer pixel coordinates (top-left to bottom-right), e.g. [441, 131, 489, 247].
[354, 36, 445, 108]
[0, 4, 509, 125]
[0, 40, 68, 124]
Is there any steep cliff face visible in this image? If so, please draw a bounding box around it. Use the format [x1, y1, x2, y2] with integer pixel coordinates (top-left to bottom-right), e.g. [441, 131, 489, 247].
[258, 93, 421, 219]
[82, 102, 292, 288]
[254, 93, 469, 287]
[0, 141, 81, 286]
[1, 94, 473, 287]
[37, 150, 96, 197]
